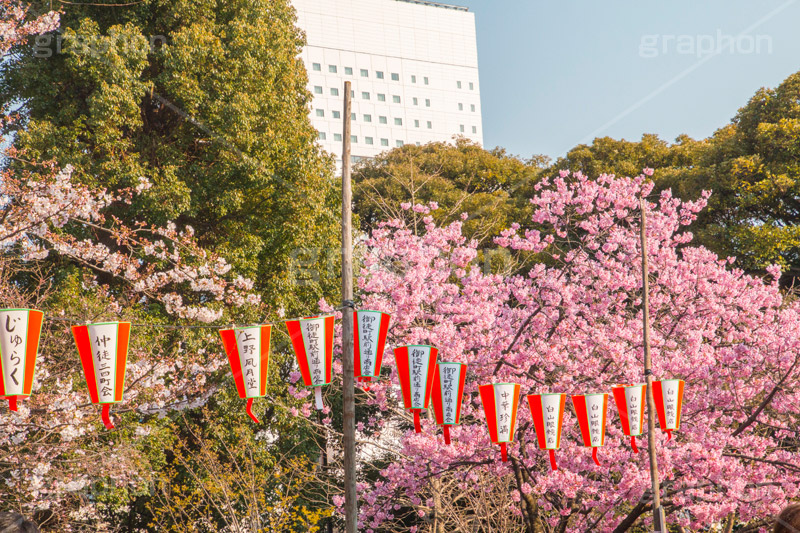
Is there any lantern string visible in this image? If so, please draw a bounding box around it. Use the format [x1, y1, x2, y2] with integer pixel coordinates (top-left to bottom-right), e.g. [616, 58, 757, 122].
[245, 398, 260, 424]
[41, 307, 349, 330]
[101, 404, 115, 430]
[549, 449, 558, 471]
[630, 435, 639, 453]
[592, 447, 600, 466]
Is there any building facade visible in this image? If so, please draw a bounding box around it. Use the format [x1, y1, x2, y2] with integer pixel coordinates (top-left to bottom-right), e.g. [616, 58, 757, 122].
[293, 0, 483, 165]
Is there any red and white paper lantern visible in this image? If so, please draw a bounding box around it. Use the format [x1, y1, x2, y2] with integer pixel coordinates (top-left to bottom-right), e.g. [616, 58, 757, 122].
[353, 310, 390, 390]
[72, 322, 131, 430]
[479, 382, 520, 462]
[653, 379, 685, 440]
[394, 345, 438, 433]
[612, 384, 646, 452]
[220, 325, 271, 423]
[528, 393, 566, 471]
[0, 309, 44, 411]
[571, 393, 609, 466]
[430, 362, 467, 444]
[286, 315, 334, 410]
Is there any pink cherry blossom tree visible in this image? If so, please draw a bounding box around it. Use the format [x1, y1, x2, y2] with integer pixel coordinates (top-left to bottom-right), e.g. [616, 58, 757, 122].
[349, 171, 800, 532]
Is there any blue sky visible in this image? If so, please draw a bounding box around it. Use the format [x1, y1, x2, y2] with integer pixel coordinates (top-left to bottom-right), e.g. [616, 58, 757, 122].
[456, 0, 800, 161]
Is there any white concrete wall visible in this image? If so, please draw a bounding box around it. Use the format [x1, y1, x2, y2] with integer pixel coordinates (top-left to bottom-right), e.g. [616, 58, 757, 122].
[293, 0, 483, 164]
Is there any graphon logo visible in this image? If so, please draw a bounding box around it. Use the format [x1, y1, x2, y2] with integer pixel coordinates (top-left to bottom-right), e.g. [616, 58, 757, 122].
[639, 30, 773, 58]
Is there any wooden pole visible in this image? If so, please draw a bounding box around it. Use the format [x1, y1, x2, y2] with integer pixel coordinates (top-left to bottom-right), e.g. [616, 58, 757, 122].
[341, 81, 358, 533]
[640, 195, 666, 532]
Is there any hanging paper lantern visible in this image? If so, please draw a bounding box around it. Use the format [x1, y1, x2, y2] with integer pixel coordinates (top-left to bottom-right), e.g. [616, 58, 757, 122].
[430, 362, 467, 444]
[72, 322, 131, 430]
[479, 382, 520, 462]
[0, 309, 44, 412]
[219, 325, 271, 423]
[653, 379, 685, 440]
[571, 393, 608, 466]
[393, 344, 438, 433]
[528, 393, 566, 471]
[353, 310, 391, 390]
[612, 384, 646, 453]
[285, 315, 334, 410]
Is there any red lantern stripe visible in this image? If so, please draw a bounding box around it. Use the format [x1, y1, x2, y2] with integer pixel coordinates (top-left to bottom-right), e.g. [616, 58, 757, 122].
[72, 325, 99, 404]
[220, 329, 246, 398]
[114, 322, 130, 403]
[324, 315, 334, 384]
[479, 384, 499, 443]
[286, 320, 312, 386]
[394, 346, 412, 409]
[259, 326, 271, 396]
[23, 310, 43, 396]
[572, 395, 592, 447]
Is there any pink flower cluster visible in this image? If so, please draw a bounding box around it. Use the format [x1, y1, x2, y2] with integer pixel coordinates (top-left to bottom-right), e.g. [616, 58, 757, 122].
[353, 171, 800, 531]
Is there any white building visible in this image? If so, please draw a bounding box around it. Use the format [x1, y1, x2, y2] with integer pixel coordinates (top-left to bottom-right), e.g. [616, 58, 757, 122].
[293, 0, 483, 166]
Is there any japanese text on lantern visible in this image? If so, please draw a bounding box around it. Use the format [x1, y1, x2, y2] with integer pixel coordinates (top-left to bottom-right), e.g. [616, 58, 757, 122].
[88, 323, 118, 403]
[409, 346, 429, 408]
[300, 318, 326, 386]
[493, 383, 516, 442]
[235, 327, 260, 396]
[0, 310, 27, 395]
[440, 363, 459, 424]
[625, 386, 642, 434]
[358, 312, 379, 376]
[585, 394, 604, 446]
[663, 381, 679, 428]
[541, 395, 561, 448]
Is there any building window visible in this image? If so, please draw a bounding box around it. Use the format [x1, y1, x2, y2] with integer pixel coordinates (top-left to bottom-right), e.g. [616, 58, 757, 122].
[414, 119, 420, 128]
[364, 114, 372, 122]
[362, 92, 370, 100]
[314, 86, 323, 94]
[391, 73, 399, 81]
[413, 97, 418, 105]
[345, 67, 353, 75]
[471, 104, 476, 112]
[424, 76, 429, 85]
[334, 133, 342, 141]
[394, 118, 402, 125]
[316, 109, 325, 117]
[351, 135, 358, 143]
[377, 93, 386, 102]
[379, 116, 388, 124]
[427, 121, 432, 129]
[360, 69, 369, 77]
[411, 75, 417, 83]
[331, 88, 339, 96]
[392, 95, 401, 104]
[376, 71, 384, 79]
[312, 63, 321, 71]
[351, 90, 355, 98]
[351, 113, 356, 120]
[460, 124, 465, 133]
[366, 137, 374, 145]
[396, 140, 404, 147]
[333, 110, 341, 119]
[318, 131, 326, 140]
[329, 65, 337, 73]
[472, 126, 477, 134]
[425, 99, 431, 107]
[469, 82, 474, 90]
[381, 138, 389, 146]
[458, 103, 464, 111]
[457, 81, 462, 89]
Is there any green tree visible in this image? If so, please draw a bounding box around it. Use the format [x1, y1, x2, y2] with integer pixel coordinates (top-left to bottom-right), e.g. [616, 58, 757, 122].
[1, 0, 339, 313]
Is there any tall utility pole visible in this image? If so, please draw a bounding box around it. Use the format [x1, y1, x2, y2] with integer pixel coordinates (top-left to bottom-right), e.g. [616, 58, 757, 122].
[640, 195, 666, 532]
[341, 81, 358, 533]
